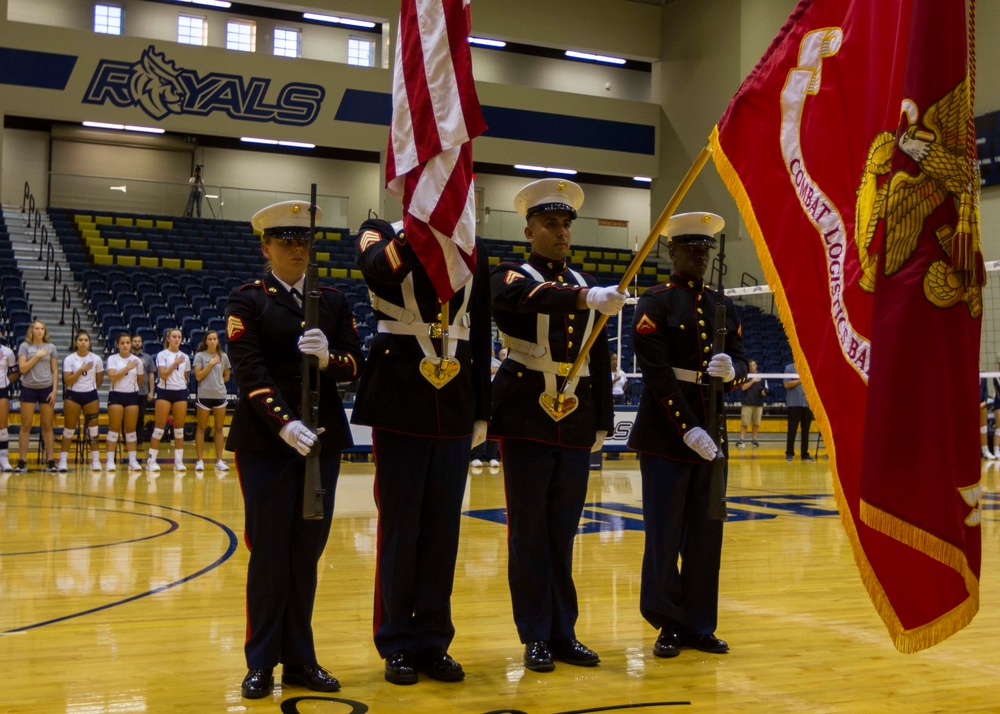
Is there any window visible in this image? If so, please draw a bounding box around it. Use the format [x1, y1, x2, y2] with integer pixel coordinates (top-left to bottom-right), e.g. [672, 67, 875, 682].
[226, 20, 256, 52]
[94, 4, 122, 35]
[178, 15, 207, 46]
[347, 36, 376, 67]
[273, 27, 301, 58]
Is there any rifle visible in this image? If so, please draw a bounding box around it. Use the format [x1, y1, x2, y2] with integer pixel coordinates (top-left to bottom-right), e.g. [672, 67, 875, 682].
[301, 184, 325, 520]
[706, 233, 728, 522]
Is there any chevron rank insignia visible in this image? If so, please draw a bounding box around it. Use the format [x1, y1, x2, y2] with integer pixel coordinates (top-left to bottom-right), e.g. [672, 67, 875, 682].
[359, 229, 383, 252]
[504, 270, 525, 285]
[227, 315, 246, 341]
[636, 313, 657, 335]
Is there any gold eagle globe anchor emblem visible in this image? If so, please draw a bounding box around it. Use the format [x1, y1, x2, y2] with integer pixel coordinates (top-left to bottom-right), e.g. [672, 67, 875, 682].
[853, 78, 982, 317]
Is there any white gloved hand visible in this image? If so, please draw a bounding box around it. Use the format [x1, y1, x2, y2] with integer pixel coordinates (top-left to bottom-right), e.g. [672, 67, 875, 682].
[585, 286, 628, 316]
[683, 427, 718, 461]
[279, 420, 318, 456]
[471, 420, 488, 448]
[592, 429, 608, 453]
[298, 328, 330, 370]
[706, 353, 735, 382]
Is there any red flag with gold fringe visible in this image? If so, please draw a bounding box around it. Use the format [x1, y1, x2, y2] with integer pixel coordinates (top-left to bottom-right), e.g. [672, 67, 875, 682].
[710, 0, 982, 651]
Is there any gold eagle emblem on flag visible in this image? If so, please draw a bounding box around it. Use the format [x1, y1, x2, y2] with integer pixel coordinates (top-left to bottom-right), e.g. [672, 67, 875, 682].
[854, 78, 981, 317]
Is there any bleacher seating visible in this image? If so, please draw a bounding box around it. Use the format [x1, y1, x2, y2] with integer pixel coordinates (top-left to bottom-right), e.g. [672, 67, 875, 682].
[44, 205, 798, 409]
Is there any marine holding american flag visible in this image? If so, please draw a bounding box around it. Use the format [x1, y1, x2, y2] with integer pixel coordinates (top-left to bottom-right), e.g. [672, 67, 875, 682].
[489, 179, 626, 673]
[352, 218, 492, 685]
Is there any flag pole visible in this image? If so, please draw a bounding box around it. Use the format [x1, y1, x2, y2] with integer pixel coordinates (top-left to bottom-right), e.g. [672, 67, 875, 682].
[541, 143, 715, 419]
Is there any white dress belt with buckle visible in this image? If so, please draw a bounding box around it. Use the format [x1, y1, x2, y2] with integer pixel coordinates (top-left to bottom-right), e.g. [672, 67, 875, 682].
[673, 367, 705, 384]
[501, 334, 547, 358]
[507, 349, 590, 378]
[377, 320, 471, 341]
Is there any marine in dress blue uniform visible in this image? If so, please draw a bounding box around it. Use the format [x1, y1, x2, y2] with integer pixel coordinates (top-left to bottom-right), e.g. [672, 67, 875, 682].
[627, 212, 748, 659]
[352, 217, 492, 684]
[490, 179, 626, 672]
[226, 201, 364, 699]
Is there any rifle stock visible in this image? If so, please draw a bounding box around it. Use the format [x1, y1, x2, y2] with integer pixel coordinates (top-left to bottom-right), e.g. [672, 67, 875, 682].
[706, 234, 728, 522]
[301, 184, 325, 520]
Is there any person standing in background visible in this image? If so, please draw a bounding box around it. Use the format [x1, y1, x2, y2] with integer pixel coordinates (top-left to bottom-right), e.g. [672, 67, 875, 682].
[131, 334, 156, 446]
[784, 363, 814, 462]
[57, 330, 104, 472]
[105, 332, 145, 471]
[227, 200, 364, 699]
[0, 325, 18, 472]
[184, 165, 205, 218]
[192, 330, 232, 472]
[610, 352, 628, 405]
[737, 359, 767, 448]
[16, 320, 58, 473]
[146, 328, 191, 472]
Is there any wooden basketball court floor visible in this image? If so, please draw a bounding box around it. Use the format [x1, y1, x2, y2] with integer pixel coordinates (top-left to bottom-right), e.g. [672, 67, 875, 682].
[2, 447, 999, 713]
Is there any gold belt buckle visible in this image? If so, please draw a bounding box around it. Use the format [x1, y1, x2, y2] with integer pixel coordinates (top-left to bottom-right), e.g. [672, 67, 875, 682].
[557, 362, 572, 377]
[427, 322, 444, 339]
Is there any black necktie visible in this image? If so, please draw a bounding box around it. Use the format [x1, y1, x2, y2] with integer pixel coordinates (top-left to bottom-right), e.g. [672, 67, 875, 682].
[290, 288, 303, 307]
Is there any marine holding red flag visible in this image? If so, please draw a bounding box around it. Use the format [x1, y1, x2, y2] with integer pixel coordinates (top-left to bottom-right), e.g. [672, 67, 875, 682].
[351, 0, 493, 685]
[709, 0, 982, 651]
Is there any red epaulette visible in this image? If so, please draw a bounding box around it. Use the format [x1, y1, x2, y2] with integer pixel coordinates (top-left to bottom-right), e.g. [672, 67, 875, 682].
[236, 279, 265, 292]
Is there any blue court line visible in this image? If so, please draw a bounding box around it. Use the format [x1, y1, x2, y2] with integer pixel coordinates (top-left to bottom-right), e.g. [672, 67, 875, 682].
[0, 488, 238, 635]
[0, 506, 178, 557]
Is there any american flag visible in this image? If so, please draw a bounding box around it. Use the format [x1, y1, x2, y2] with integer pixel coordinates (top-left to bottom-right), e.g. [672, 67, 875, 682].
[386, 0, 487, 301]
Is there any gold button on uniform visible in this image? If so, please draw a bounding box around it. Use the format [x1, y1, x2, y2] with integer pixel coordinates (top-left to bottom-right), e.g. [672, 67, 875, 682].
[704, 346, 710, 353]
[701, 333, 707, 339]
[568, 327, 574, 334]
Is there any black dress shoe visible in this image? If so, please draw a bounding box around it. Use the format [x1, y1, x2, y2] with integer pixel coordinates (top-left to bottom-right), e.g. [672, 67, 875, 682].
[549, 638, 600, 666]
[241, 668, 273, 699]
[282, 663, 341, 692]
[653, 628, 680, 658]
[523, 641, 554, 672]
[384, 650, 419, 685]
[679, 633, 729, 653]
[415, 647, 465, 682]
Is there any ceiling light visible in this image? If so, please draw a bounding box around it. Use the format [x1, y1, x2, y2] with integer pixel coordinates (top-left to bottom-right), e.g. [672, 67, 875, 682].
[84, 121, 125, 130]
[278, 141, 315, 149]
[241, 137, 279, 145]
[546, 167, 578, 175]
[633, 176, 652, 183]
[110, 185, 127, 193]
[177, 0, 232, 8]
[83, 121, 164, 134]
[565, 50, 626, 65]
[468, 37, 507, 48]
[514, 164, 578, 175]
[303, 12, 376, 28]
[124, 125, 165, 134]
[514, 164, 546, 172]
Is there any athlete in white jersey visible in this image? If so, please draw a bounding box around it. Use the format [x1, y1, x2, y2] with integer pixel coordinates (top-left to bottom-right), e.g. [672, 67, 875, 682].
[106, 332, 145, 471]
[147, 328, 191, 472]
[58, 330, 105, 472]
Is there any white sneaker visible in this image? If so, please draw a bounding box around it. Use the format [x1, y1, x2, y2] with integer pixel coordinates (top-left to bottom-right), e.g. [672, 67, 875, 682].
[58, 456, 68, 473]
[489, 459, 500, 469]
[91, 457, 101, 471]
[147, 457, 160, 472]
[0, 458, 11, 472]
[174, 459, 187, 472]
[991, 449, 1000, 461]
[107, 459, 117, 471]
[471, 459, 483, 468]
[128, 459, 142, 471]
[195, 459, 205, 472]
[215, 460, 229, 471]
